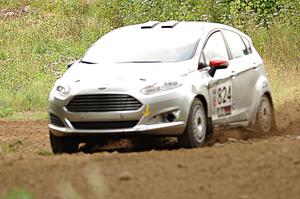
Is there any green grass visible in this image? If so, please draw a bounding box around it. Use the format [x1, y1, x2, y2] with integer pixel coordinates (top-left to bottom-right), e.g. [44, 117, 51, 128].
[0, 0, 299, 118]
[1, 188, 35, 199]
[269, 72, 300, 106]
[3, 111, 48, 121]
[0, 140, 23, 154]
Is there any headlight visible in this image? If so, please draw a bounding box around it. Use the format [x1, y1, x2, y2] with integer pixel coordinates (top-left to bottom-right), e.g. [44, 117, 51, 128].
[56, 85, 70, 97]
[141, 80, 182, 95]
[53, 83, 71, 100]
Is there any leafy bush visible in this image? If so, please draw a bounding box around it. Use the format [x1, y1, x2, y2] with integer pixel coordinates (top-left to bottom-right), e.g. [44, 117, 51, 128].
[0, 0, 299, 117]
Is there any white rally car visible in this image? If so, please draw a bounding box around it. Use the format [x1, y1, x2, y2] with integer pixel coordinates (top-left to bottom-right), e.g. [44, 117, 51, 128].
[48, 21, 276, 153]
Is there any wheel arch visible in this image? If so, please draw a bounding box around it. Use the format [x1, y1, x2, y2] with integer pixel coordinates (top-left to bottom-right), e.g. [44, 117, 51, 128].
[195, 94, 209, 116]
[250, 91, 277, 130]
[262, 91, 277, 130]
[249, 75, 273, 125]
[194, 94, 214, 134]
[263, 91, 275, 109]
[178, 93, 212, 148]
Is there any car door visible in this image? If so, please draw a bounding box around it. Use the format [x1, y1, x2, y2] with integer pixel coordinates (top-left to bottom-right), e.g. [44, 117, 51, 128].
[202, 31, 238, 125]
[222, 30, 260, 122]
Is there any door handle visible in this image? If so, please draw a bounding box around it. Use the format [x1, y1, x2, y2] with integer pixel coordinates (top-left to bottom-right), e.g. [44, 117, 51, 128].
[252, 62, 259, 69]
[231, 71, 236, 79]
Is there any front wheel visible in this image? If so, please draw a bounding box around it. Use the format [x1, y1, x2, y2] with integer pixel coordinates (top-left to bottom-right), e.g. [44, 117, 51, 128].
[255, 95, 276, 133]
[50, 131, 79, 154]
[178, 99, 210, 148]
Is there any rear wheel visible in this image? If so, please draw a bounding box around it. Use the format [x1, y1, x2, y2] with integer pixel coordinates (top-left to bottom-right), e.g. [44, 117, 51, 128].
[255, 95, 276, 133]
[50, 131, 79, 154]
[178, 99, 210, 148]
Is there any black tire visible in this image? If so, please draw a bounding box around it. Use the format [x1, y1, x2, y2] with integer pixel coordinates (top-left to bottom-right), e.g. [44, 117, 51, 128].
[255, 95, 276, 133]
[178, 99, 211, 148]
[49, 131, 79, 154]
[206, 117, 214, 135]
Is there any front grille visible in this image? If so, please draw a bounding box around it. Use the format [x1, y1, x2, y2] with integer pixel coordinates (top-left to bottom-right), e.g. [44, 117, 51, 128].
[71, 121, 139, 130]
[66, 94, 142, 112]
[50, 113, 65, 127]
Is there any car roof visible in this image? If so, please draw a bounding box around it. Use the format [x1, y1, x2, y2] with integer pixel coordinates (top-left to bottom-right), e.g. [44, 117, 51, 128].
[82, 21, 252, 63]
[108, 21, 249, 41]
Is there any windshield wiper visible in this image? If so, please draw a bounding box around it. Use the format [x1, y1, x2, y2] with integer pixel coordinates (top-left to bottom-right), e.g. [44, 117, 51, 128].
[80, 60, 97, 64]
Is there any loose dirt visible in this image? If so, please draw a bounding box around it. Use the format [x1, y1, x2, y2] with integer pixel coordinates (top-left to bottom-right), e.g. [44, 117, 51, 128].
[0, 101, 300, 199]
[0, 6, 30, 20]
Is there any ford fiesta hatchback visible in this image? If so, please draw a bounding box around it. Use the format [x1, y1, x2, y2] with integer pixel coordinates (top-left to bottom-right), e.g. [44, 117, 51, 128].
[48, 21, 276, 154]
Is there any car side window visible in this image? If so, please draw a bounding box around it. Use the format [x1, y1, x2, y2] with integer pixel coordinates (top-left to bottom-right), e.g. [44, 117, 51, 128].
[242, 36, 252, 54]
[203, 31, 229, 66]
[223, 31, 248, 59]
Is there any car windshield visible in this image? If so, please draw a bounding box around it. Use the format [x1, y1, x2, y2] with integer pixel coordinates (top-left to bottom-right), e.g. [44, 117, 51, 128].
[81, 29, 200, 63]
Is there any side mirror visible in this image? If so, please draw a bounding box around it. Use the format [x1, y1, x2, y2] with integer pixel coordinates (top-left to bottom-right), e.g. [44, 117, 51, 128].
[67, 60, 76, 69]
[208, 58, 229, 77]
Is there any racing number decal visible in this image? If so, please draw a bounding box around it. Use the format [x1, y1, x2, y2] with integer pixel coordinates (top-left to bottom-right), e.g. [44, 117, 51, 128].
[211, 82, 233, 118]
[217, 84, 232, 108]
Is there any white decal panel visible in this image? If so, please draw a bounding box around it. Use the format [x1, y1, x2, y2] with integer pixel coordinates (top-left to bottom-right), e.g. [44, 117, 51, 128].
[211, 82, 232, 118]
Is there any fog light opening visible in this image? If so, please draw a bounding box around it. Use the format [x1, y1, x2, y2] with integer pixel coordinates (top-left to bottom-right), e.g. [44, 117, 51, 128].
[166, 113, 176, 123]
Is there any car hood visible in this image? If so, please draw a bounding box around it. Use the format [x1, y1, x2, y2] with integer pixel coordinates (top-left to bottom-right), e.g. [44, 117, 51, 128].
[61, 61, 195, 86]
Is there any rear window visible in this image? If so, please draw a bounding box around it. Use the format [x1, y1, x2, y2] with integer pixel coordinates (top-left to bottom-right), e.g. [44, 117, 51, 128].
[242, 36, 253, 54]
[223, 31, 248, 59]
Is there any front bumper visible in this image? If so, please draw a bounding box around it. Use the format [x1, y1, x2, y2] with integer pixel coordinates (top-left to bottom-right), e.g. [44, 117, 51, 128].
[48, 87, 191, 137]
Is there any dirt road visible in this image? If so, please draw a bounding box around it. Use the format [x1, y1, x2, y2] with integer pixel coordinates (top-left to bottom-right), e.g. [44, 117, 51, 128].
[0, 101, 300, 199]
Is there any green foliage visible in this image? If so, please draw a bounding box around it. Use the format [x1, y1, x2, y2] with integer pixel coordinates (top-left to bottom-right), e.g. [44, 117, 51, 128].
[1, 188, 35, 199]
[0, 107, 14, 118]
[0, 140, 23, 154]
[0, 49, 6, 60]
[0, 0, 24, 9]
[0, 0, 299, 117]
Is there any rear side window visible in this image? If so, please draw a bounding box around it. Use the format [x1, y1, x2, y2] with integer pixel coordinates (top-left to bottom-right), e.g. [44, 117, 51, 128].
[242, 37, 252, 54]
[203, 31, 229, 65]
[223, 31, 248, 59]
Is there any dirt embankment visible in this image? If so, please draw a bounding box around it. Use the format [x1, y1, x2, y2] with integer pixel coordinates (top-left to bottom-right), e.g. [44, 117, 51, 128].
[0, 101, 300, 199]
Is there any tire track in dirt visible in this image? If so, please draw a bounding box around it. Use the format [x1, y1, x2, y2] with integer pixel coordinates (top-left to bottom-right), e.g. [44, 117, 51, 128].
[55, 163, 109, 199]
[0, 135, 300, 199]
[0, 102, 300, 198]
